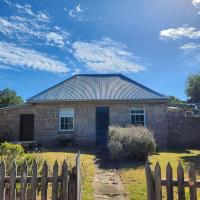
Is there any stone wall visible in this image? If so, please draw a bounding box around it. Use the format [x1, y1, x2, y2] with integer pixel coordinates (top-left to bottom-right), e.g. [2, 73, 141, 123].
[168, 109, 200, 148]
[0, 101, 169, 148]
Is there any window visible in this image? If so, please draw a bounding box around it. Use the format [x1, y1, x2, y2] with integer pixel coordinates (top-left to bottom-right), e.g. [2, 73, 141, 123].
[59, 108, 74, 131]
[130, 108, 145, 126]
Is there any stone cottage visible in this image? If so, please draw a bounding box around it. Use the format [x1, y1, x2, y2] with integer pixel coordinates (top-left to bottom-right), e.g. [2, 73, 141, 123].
[0, 74, 169, 148]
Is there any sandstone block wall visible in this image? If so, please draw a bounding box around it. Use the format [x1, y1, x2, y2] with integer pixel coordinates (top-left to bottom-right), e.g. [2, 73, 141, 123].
[168, 109, 200, 148]
[0, 101, 169, 148]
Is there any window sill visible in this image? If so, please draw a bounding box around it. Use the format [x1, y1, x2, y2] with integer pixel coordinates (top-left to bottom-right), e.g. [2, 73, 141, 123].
[57, 131, 75, 135]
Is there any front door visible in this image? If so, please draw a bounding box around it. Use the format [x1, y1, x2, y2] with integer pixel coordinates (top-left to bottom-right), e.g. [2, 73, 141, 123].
[96, 107, 109, 145]
[20, 114, 34, 141]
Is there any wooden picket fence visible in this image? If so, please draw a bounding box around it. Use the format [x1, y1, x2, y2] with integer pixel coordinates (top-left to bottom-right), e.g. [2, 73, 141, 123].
[0, 151, 81, 200]
[145, 161, 200, 200]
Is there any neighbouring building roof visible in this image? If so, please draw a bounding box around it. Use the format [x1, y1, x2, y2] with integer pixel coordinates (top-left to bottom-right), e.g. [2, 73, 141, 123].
[27, 74, 167, 102]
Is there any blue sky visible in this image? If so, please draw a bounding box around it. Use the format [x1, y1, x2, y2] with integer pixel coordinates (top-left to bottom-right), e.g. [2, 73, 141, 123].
[0, 0, 200, 100]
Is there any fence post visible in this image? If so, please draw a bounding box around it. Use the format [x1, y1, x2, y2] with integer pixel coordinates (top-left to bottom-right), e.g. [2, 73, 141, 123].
[76, 151, 81, 200]
[0, 161, 5, 200]
[177, 162, 185, 200]
[155, 162, 162, 200]
[166, 162, 173, 200]
[145, 162, 155, 200]
[189, 164, 197, 200]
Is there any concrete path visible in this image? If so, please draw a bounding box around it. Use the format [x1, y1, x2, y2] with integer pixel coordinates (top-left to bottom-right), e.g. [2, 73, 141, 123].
[93, 149, 127, 200]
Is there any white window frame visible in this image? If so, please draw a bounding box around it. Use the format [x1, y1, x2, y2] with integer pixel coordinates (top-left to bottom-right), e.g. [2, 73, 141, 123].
[130, 107, 146, 126]
[59, 108, 74, 132]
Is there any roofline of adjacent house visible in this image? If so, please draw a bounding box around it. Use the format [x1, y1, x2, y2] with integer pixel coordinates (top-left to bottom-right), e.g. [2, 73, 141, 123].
[27, 73, 167, 101]
[0, 103, 30, 111]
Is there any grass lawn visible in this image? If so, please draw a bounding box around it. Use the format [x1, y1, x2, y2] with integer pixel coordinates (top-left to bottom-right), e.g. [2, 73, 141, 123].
[120, 149, 200, 200]
[36, 147, 95, 200]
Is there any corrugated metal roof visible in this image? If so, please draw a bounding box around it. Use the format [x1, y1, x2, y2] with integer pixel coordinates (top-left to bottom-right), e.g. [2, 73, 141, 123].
[27, 74, 167, 102]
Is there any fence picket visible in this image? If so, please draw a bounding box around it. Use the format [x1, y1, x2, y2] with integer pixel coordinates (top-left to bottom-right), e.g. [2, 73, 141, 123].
[60, 160, 68, 200]
[177, 162, 185, 200]
[41, 161, 48, 200]
[0, 152, 81, 200]
[0, 161, 5, 200]
[10, 160, 16, 200]
[145, 162, 155, 200]
[166, 162, 173, 200]
[155, 162, 162, 200]
[52, 161, 59, 200]
[20, 161, 28, 200]
[31, 160, 37, 200]
[189, 164, 197, 200]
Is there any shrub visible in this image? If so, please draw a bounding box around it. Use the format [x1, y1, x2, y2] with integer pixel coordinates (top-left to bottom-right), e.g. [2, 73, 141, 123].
[0, 142, 44, 175]
[107, 125, 156, 161]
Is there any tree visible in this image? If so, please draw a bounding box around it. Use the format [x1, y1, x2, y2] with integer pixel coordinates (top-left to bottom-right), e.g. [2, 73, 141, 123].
[186, 73, 200, 103]
[0, 88, 23, 108]
[168, 96, 184, 105]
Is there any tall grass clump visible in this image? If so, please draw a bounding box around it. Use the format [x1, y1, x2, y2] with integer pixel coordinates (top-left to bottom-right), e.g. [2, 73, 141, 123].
[107, 125, 156, 161]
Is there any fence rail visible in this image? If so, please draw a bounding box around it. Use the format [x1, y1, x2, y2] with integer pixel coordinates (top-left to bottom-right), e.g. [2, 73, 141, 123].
[145, 161, 199, 200]
[0, 151, 81, 200]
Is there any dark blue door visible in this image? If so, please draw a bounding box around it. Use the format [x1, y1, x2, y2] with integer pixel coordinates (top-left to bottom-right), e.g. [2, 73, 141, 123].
[96, 107, 109, 145]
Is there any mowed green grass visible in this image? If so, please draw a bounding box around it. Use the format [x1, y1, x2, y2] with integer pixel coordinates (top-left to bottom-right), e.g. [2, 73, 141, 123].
[36, 148, 95, 200]
[119, 149, 200, 200]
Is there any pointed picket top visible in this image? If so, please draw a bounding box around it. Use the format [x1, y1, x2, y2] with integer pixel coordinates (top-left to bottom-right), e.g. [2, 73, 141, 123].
[62, 159, 68, 171]
[32, 159, 37, 173]
[22, 161, 28, 174]
[155, 162, 161, 173]
[53, 160, 58, 170]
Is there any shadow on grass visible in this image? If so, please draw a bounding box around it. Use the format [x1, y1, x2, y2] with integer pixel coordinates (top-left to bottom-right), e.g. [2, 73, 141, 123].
[94, 146, 145, 170]
[180, 154, 200, 175]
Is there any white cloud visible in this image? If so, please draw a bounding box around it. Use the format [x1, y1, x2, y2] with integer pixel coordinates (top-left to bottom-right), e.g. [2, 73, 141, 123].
[71, 68, 81, 75]
[0, 42, 69, 73]
[180, 43, 200, 52]
[67, 4, 87, 21]
[160, 27, 200, 40]
[192, 0, 200, 7]
[72, 38, 144, 73]
[0, 16, 70, 48]
[76, 4, 82, 12]
[14, 3, 50, 22]
[46, 32, 65, 47]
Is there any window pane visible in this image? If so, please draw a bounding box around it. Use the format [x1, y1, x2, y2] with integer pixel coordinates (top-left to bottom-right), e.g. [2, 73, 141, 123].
[60, 123, 65, 130]
[61, 117, 65, 124]
[139, 115, 144, 122]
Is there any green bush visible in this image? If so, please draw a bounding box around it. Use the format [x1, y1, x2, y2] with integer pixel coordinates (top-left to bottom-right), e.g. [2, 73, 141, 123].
[0, 142, 44, 175]
[107, 125, 156, 161]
